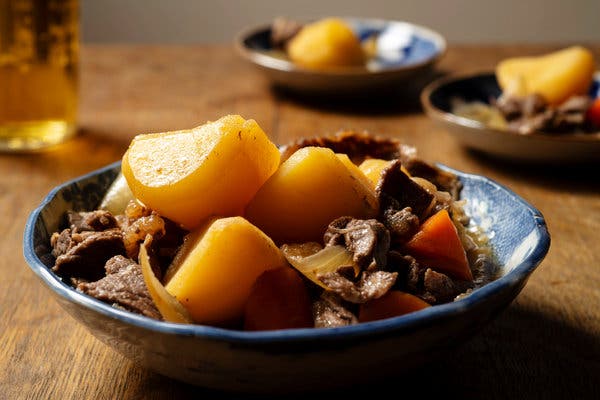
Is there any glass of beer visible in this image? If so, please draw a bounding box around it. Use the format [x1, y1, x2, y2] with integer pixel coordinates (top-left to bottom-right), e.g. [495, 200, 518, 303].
[0, 0, 79, 152]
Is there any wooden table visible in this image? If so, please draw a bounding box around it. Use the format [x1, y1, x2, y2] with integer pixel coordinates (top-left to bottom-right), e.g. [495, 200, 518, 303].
[1, 44, 599, 399]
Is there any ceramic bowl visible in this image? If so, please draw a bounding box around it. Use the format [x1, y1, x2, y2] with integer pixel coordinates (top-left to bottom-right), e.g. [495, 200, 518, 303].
[234, 17, 446, 94]
[420, 72, 600, 163]
[23, 161, 550, 394]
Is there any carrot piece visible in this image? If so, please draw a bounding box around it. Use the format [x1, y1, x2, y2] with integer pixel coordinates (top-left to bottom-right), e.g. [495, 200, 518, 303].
[243, 266, 314, 331]
[358, 291, 430, 323]
[403, 209, 473, 281]
[586, 98, 600, 128]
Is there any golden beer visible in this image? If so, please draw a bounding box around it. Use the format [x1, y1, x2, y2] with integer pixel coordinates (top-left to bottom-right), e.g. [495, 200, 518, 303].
[0, 0, 78, 152]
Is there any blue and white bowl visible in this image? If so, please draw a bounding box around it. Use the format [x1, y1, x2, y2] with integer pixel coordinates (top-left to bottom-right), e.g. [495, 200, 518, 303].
[234, 17, 446, 93]
[23, 161, 550, 394]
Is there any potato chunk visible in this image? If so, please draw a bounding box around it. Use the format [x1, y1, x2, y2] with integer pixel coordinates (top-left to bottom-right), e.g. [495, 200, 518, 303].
[496, 46, 595, 105]
[245, 146, 379, 244]
[164, 216, 287, 326]
[121, 115, 280, 229]
[287, 18, 365, 69]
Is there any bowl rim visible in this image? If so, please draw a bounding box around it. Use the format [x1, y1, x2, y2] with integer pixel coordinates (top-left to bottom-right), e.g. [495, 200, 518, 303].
[23, 161, 550, 344]
[233, 16, 447, 77]
[420, 70, 600, 144]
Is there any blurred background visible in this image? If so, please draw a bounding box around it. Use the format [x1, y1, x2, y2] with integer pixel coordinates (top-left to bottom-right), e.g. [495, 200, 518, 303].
[82, 0, 599, 44]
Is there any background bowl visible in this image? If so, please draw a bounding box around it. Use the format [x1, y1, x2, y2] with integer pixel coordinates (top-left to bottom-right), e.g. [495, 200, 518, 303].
[420, 72, 600, 163]
[23, 161, 550, 394]
[235, 17, 446, 94]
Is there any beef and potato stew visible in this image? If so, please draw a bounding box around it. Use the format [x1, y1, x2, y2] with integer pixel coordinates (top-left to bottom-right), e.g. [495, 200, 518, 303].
[49, 115, 499, 331]
[453, 46, 600, 135]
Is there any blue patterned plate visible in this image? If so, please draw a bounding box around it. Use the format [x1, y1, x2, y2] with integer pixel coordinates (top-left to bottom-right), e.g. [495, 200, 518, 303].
[234, 17, 446, 93]
[23, 161, 549, 393]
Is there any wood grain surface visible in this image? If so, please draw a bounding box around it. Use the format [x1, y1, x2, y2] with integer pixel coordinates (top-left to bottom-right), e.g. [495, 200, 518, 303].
[1, 44, 599, 399]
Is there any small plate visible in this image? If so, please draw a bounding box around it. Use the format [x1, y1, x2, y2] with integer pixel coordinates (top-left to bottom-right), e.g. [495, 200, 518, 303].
[234, 17, 446, 94]
[420, 72, 600, 163]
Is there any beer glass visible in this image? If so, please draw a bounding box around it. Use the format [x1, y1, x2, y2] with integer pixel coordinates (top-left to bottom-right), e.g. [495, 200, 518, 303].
[0, 0, 79, 152]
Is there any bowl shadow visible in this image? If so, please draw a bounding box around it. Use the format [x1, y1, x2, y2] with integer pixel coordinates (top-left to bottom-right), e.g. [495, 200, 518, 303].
[270, 69, 449, 117]
[464, 148, 600, 195]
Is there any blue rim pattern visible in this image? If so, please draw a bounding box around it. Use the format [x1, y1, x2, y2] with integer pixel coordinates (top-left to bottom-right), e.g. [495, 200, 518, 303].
[23, 162, 550, 344]
[347, 19, 443, 69]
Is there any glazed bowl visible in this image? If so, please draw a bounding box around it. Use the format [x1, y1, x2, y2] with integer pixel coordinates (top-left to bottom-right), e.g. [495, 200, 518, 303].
[420, 71, 600, 163]
[23, 161, 550, 394]
[234, 17, 446, 94]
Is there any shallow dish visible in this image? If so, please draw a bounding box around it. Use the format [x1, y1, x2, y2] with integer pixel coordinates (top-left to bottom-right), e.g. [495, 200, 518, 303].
[234, 17, 446, 94]
[420, 72, 600, 163]
[23, 161, 550, 393]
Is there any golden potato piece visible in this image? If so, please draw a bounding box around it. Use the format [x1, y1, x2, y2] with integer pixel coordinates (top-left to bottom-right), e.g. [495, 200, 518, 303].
[245, 146, 379, 244]
[287, 18, 365, 69]
[496, 46, 595, 105]
[164, 216, 287, 326]
[121, 115, 280, 229]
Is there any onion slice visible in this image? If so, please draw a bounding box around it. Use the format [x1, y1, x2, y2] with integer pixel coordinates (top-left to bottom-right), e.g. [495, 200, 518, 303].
[99, 172, 135, 215]
[139, 240, 193, 323]
[282, 244, 359, 289]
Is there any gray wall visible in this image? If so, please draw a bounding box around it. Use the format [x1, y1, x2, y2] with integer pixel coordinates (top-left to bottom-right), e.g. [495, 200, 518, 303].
[82, 0, 600, 44]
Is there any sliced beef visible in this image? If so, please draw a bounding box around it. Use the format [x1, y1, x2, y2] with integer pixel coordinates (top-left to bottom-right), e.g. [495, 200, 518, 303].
[382, 207, 420, 245]
[68, 210, 119, 233]
[386, 252, 421, 292]
[318, 269, 397, 304]
[323, 217, 390, 269]
[496, 93, 594, 135]
[376, 160, 434, 219]
[506, 111, 552, 135]
[51, 229, 76, 258]
[424, 268, 474, 304]
[551, 95, 594, 130]
[400, 158, 463, 200]
[77, 255, 161, 320]
[51, 209, 125, 281]
[320, 216, 397, 303]
[51, 229, 126, 281]
[495, 92, 547, 120]
[279, 130, 417, 165]
[312, 292, 358, 328]
[388, 252, 472, 304]
[422, 269, 459, 304]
